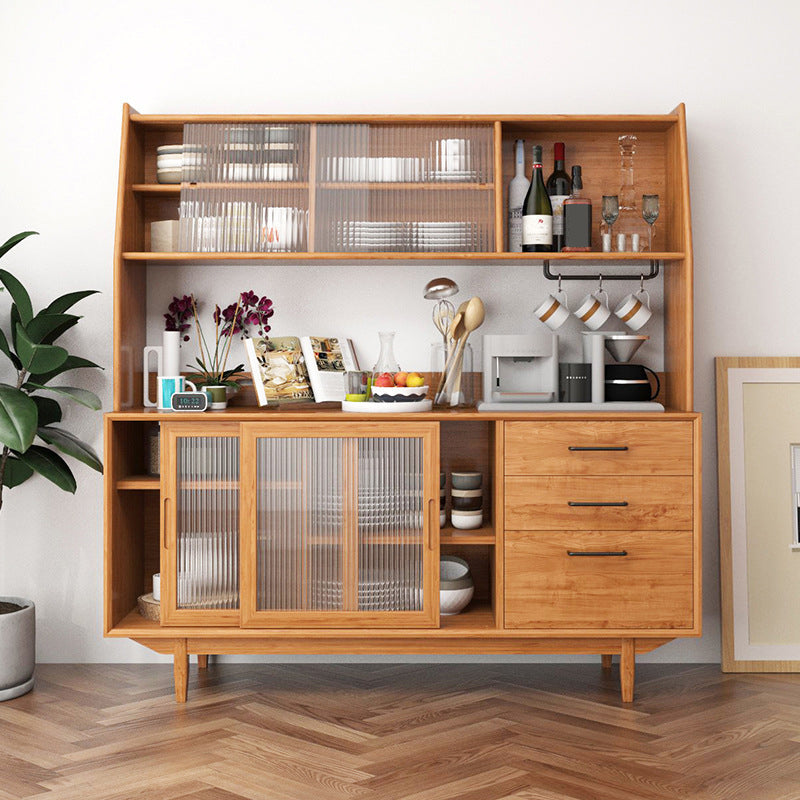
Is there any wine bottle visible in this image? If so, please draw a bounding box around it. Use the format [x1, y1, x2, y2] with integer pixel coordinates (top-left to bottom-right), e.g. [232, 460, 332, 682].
[546, 142, 572, 252]
[521, 145, 553, 252]
[563, 165, 592, 252]
[507, 139, 528, 252]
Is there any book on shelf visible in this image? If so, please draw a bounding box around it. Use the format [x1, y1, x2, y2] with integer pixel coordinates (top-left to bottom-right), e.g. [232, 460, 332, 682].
[299, 335, 359, 402]
[244, 336, 314, 405]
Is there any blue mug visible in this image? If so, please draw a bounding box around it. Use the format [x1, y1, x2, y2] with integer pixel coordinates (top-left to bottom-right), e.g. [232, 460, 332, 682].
[158, 376, 196, 410]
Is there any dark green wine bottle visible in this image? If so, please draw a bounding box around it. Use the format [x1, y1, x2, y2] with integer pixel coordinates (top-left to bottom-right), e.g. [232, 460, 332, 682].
[521, 145, 553, 252]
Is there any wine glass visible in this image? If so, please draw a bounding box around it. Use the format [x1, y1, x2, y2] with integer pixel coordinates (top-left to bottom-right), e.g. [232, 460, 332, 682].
[642, 194, 660, 252]
[601, 195, 620, 243]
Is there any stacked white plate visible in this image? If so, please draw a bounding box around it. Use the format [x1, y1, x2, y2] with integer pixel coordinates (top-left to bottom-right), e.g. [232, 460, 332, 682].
[310, 579, 423, 611]
[334, 220, 477, 251]
[324, 156, 424, 182]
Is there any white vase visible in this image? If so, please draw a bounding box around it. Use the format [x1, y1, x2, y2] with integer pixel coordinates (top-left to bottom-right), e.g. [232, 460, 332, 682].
[162, 330, 181, 377]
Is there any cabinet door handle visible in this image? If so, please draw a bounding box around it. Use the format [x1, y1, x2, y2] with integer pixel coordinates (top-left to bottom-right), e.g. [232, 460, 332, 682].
[567, 550, 628, 557]
[161, 496, 171, 550]
[568, 501, 629, 507]
[427, 498, 436, 551]
[568, 446, 629, 451]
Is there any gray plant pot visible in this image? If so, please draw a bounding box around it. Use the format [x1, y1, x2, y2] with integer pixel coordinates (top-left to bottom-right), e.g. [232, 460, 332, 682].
[0, 597, 35, 701]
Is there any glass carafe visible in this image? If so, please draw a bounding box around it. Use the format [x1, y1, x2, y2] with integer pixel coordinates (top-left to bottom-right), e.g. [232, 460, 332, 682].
[372, 331, 400, 383]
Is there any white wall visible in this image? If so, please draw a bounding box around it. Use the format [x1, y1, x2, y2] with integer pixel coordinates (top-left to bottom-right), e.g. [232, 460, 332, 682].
[2, 0, 797, 664]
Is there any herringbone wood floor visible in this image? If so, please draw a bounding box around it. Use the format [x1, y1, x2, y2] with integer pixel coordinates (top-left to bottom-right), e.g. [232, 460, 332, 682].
[2, 663, 800, 799]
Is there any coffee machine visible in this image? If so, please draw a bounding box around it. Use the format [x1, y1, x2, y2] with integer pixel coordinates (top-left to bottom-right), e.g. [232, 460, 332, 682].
[477, 333, 559, 410]
[581, 331, 662, 407]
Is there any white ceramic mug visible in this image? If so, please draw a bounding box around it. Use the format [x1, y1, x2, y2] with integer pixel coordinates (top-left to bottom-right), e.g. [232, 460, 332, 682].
[614, 289, 652, 331]
[534, 292, 570, 330]
[574, 290, 611, 330]
[157, 376, 197, 411]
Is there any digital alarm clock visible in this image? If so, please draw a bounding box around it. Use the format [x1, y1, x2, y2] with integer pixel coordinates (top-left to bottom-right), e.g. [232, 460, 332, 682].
[170, 391, 209, 412]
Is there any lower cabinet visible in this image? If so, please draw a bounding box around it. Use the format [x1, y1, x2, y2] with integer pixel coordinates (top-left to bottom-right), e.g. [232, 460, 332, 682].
[104, 413, 700, 704]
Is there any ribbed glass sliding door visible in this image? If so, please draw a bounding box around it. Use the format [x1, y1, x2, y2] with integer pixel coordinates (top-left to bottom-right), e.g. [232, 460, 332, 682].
[161, 423, 241, 626]
[241, 423, 438, 628]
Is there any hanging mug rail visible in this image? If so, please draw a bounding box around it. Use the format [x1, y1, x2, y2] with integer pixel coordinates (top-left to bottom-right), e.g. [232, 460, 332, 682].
[542, 259, 661, 282]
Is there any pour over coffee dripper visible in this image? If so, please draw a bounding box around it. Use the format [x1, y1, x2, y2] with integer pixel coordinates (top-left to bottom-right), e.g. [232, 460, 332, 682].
[603, 333, 648, 363]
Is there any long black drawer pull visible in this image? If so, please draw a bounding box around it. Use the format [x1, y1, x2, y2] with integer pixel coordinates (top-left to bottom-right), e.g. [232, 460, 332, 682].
[568, 501, 629, 507]
[568, 446, 629, 451]
[567, 550, 628, 557]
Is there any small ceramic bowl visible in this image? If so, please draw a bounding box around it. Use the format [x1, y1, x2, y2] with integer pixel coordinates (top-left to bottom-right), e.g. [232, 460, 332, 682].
[452, 496, 482, 511]
[371, 384, 428, 403]
[440, 555, 474, 615]
[157, 167, 182, 184]
[452, 471, 482, 490]
[451, 509, 483, 530]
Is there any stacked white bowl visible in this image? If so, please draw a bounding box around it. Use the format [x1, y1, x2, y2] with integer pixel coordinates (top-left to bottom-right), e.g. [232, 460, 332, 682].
[156, 144, 184, 183]
[450, 471, 482, 529]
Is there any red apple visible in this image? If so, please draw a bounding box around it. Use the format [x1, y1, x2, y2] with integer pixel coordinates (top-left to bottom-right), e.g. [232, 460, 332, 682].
[373, 372, 394, 387]
[394, 371, 408, 387]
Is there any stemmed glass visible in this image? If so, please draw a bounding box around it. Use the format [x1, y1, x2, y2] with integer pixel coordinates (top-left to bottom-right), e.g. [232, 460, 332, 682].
[601, 195, 620, 243]
[642, 194, 660, 252]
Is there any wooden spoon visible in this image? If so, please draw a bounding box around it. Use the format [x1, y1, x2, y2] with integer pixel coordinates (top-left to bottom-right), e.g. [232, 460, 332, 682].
[434, 303, 467, 397]
[443, 297, 485, 404]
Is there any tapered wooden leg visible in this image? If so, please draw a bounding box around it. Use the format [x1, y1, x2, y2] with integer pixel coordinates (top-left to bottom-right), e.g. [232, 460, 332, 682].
[197, 654, 208, 669]
[620, 639, 635, 703]
[601, 654, 613, 670]
[174, 639, 188, 703]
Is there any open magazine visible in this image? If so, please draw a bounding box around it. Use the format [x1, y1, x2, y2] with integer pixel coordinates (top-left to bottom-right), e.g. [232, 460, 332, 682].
[244, 336, 314, 405]
[299, 336, 359, 402]
[246, 335, 359, 404]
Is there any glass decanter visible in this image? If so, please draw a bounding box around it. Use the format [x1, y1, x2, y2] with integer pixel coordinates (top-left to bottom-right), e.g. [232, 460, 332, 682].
[372, 331, 400, 382]
[617, 135, 647, 248]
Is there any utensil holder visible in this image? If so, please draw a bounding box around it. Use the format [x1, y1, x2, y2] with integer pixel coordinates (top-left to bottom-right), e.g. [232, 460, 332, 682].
[431, 342, 474, 407]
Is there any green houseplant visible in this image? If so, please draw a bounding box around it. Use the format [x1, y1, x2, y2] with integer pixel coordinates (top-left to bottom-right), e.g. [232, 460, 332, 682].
[0, 231, 103, 700]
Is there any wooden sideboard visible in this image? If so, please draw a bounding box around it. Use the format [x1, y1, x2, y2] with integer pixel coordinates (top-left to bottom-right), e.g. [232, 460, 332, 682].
[105, 106, 699, 703]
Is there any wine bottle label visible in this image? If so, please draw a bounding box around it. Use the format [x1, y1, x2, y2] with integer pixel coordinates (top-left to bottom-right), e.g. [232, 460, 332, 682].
[550, 195, 569, 235]
[508, 205, 523, 252]
[522, 214, 553, 245]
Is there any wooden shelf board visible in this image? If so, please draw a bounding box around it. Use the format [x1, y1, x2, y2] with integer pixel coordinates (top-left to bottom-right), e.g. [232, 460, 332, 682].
[108, 608, 687, 641]
[123, 250, 684, 262]
[130, 113, 680, 131]
[132, 184, 180, 195]
[107, 407, 698, 422]
[440, 526, 495, 545]
[116, 475, 160, 490]
[439, 602, 496, 630]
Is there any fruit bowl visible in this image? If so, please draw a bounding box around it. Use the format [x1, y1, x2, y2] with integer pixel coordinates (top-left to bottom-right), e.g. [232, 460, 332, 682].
[371, 385, 429, 403]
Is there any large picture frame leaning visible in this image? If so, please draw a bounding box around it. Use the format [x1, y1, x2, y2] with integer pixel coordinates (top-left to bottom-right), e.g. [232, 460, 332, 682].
[717, 357, 800, 671]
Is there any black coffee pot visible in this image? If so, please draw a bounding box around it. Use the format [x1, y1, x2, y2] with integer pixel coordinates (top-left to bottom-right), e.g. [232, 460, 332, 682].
[604, 364, 660, 402]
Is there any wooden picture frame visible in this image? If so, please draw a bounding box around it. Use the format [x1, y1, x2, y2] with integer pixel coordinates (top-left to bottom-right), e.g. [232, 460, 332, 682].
[717, 357, 800, 671]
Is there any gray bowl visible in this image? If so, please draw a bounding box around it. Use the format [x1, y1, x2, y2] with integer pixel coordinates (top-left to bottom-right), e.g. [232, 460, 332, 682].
[451, 471, 482, 490]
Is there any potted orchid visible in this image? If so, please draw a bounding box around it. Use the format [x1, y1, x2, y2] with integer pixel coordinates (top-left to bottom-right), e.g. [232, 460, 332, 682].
[174, 290, 273, 409]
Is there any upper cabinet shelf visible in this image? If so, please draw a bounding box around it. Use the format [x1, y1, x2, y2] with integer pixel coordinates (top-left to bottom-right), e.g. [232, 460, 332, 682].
[122, 250, 685, 262]
[119, 108, 690, 261]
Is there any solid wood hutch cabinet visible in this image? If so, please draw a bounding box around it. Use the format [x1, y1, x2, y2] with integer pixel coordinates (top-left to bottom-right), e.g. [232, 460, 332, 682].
[104, 104, 700, 703]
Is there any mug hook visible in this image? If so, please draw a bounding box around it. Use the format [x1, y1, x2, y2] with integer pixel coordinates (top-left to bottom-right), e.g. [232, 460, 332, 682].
[640, 274, 645, 293]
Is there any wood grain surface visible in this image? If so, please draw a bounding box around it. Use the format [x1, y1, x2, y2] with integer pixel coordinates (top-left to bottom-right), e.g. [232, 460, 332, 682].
[4, 663, 800, 799]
